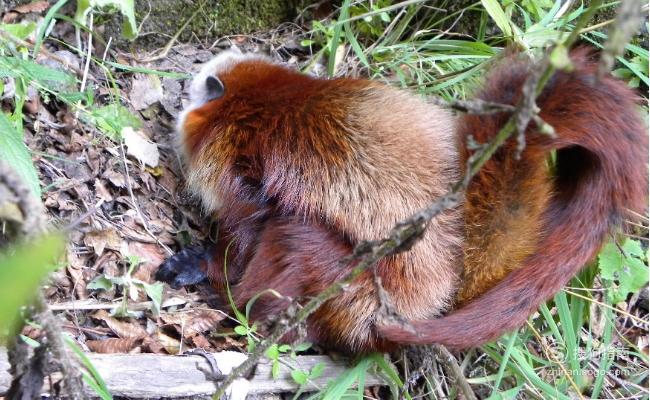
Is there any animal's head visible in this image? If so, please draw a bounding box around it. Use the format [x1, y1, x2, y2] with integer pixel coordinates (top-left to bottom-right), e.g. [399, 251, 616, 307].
[177, 49, 270, 156]
[176, 49, 332, 212]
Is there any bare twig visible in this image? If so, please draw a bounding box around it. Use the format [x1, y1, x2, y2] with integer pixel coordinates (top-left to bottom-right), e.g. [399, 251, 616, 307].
[430, 345, 478, 400]
[79, 13, 93, 94]
[428, 96, 516, 114]
[135, 4, 204, 63]
[119, 142, 174, 256]
[598, 0, 645, 78]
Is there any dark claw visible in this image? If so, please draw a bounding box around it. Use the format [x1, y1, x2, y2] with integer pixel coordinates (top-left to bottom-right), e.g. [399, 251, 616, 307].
[156, 246, 210, 289]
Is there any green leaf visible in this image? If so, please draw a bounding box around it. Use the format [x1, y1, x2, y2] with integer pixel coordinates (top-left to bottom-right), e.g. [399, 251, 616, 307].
[0, 22, 37, 40]
[265, 344, 280, 360]
[0, 112, 41, 197]
[87, 103, 142, 141]
[278, 344, 291, 353]
[87, 275, 114, 291]
[309, 362, 325, 379]
[293, 342, 312, 352]
[140, 281, 163, 315]
[291, 370, 308, 385]
[598, 239, 649, 304]
[0, 234, 64, 342]
[0, 57, 76, 87]
[481, 0, 513, 37]
[234, 325, 248, 336]
[74, 0, 138, 40]
[271, 361, 280, 379]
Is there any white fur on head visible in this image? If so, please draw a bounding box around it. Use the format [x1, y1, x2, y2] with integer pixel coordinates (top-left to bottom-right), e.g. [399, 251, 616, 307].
[177, 48, 270, 212]
[176, 48, 270, 136]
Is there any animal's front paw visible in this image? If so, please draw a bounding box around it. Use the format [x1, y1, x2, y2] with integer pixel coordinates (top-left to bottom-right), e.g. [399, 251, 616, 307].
[156, 246, 210, 289]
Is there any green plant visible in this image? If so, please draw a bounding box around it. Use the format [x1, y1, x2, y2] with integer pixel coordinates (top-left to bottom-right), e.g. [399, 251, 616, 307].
[599, 238, 649, 304]
[74, 0, 138, 40]
[87, 255, 164, 317]
[65, 336, 113, 400]
[0, 234, 64, 343]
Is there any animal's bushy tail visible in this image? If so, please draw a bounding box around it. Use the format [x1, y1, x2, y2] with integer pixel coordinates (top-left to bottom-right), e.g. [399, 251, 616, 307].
[378, 48, 648, 348]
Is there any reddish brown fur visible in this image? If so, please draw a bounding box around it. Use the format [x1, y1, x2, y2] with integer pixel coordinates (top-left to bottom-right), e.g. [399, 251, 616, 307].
[176, 48, 648, 352]
[378, 48, 648, 348]
[181, 56, 461, 352]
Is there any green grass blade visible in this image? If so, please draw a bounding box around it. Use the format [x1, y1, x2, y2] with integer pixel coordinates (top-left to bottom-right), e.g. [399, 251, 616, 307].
[539, 303, 564, 344]
[481, 0, 513, 37]
[590, 302, 614, 398]
[33, 0, 69, 58]
[328, 0, 352, 77]
[509, 347, 572, 400]
[0, 112, 41, 196]
[491, 332, 518, 395]
[104, 60, 190, 79]
[554, 291, 582, 385]
[64, 336, 113, 399]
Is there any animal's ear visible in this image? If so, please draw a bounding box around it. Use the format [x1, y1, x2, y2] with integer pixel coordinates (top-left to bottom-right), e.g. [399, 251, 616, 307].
[205, 76, 225, 101]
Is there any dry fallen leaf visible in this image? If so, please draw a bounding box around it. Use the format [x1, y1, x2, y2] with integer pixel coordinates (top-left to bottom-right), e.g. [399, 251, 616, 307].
[66, 264, 87, 300]
[156, 331, 182, 354]
[143, 336, 167, 354]
[94, 178, 114, 202]
[93, 310, 148, 339]
[86, 337, 141, 353]
[160, 309, 225, 338]
[183, 310, 226, 337]
[129, 74, 163, 111]
[123, 127, 160, 168]
[13, 1, 50, 14]
[84, 228, 122, 256]
[191, 334, 212, 349]
[128, 241, 167, 283]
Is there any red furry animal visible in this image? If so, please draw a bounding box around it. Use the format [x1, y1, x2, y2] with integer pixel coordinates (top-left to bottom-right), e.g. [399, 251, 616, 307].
[156, 47, 648, 353]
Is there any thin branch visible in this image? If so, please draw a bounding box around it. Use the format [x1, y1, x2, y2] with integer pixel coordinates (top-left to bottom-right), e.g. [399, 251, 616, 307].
[598, 0, 645, 78]
[428, 96, 516, 115]
[430, 345, 477, 400]
[119, 142, 174, 256]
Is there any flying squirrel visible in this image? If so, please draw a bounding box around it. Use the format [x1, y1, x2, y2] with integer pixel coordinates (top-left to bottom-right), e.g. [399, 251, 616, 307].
[156, 47, 648, 353]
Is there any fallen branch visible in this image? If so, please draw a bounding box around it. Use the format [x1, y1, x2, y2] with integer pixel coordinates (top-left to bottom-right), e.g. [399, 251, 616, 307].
[0, 349, 383, 398]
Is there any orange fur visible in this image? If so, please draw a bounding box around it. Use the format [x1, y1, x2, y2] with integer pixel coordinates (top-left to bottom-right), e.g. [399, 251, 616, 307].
[168, 48, 648, 352]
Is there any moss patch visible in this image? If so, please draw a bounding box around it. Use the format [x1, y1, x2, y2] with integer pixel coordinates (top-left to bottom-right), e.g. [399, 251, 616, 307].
[107, 0, 298, 49]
